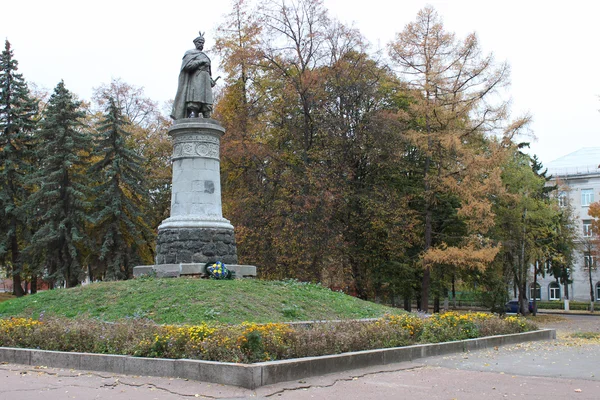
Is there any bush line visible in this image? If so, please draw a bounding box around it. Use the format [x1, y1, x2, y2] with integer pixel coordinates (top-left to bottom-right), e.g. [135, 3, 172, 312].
[0, 312, 536, 364]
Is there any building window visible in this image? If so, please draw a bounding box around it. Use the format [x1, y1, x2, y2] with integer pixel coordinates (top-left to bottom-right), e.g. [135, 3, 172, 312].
[582, 189, 594, 207]
[596, 282, 600, 301]
[583, 220, 593, 237]
[549, 282, 561, 301]
[558, 191, 568, 207]
[530, 283, 541, 301]
[584, 252, 596, 270]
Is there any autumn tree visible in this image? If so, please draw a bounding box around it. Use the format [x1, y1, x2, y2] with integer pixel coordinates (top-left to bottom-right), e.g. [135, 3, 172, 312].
[24, 81, 91, 288]
[215, 0, 334, 281]
[214, 0, 278, 275]
[259, 0, 330, 157]
[88, 98, 153, 280]
[214, 0, 262, 138]
[215, 0, 416, 290]
[250, 0, 336, 281]
[388, 5, 518, 310]
[217, 0, 414, 292]
[0, 40, 38, 296]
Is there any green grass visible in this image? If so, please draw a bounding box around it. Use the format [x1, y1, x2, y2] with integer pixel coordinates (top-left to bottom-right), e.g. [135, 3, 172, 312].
[0, 278, 402, 324]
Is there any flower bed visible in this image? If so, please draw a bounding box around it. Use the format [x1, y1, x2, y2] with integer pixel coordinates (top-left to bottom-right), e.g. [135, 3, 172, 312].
[0, 312, 536, 364]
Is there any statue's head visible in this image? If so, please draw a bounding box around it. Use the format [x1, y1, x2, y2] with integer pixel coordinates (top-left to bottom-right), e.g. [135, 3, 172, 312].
[193, 31, 205, 50]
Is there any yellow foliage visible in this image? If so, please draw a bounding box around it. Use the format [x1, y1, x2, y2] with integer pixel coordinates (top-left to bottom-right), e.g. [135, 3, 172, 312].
[423, 241, 500, 270]
[0, 317, 41, 331]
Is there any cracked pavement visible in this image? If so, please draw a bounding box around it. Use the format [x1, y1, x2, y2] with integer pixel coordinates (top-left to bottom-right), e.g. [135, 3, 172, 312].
[1, 314, 599, 399]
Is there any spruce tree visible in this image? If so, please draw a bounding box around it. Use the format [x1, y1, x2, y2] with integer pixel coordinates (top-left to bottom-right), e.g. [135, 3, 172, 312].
[0, 40, 38, 296]
[25, 81, 90, 288]
[89, 97, 153, 280]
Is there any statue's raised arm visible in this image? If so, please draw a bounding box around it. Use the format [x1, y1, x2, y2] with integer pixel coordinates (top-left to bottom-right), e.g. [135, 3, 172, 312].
[171, 31, 214, 119]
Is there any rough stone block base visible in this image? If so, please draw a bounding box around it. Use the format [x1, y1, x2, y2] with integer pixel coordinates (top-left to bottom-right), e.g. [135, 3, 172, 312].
[156, 227, 238, 265]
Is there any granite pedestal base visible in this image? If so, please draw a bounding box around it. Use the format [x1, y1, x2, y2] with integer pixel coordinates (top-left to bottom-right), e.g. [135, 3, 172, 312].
[155, 227, 238, 265]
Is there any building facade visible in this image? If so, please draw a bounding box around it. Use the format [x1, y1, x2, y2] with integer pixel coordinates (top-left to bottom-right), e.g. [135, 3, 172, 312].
[533, 148, 600, 303]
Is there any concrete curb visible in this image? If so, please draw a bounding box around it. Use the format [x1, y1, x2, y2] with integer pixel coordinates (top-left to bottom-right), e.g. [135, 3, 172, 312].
[0, 329, 555, 389]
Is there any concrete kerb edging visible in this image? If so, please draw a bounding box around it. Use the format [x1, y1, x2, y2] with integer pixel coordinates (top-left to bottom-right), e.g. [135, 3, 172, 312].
[0, 329, 555, 389]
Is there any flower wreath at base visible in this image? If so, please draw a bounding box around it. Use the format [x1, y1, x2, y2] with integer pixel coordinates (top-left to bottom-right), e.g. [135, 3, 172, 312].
[205, 261, 232, 279]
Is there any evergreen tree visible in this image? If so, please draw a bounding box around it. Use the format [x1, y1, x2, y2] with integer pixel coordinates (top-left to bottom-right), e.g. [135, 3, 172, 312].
[0, 40, 38, 296]
[89, 97, 153, 280]
[25, 81, 90, 288]
[531, 154, 557, 199]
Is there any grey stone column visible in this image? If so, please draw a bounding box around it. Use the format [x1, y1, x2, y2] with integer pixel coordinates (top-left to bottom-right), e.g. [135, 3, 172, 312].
[155, 119, 238, 265]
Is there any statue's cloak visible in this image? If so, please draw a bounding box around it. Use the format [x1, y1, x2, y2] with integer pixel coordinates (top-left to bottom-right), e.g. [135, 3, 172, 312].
[171, 49, 213, 120]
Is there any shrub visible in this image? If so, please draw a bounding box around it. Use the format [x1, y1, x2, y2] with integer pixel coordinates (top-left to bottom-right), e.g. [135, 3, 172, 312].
[535, 301, 593, 311]
[420, 312, 494, 343]
[0, 317, 155, 354]
[134, 323, 216, 359]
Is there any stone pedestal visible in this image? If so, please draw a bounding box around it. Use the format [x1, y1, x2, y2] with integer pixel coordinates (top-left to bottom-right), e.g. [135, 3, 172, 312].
[134, 118, 256, 278]
[154, 119, 239, 265]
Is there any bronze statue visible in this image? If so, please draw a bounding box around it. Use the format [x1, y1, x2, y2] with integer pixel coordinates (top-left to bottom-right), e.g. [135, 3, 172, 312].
[171, 32, 219, 119]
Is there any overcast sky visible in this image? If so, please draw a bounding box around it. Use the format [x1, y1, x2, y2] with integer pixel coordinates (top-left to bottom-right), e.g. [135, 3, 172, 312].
[2, 0, 599, 166]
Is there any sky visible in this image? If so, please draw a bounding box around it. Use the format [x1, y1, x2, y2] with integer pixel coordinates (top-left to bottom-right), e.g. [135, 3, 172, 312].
[2, 0, 599, 166]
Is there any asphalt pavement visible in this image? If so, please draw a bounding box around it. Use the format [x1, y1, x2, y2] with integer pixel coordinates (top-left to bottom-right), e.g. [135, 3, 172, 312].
[1, 314, 599, 399]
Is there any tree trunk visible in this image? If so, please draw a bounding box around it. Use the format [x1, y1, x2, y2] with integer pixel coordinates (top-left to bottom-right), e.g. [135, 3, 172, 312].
[404, 296, 411, 311]
[518, 208, 528, 315]
[589, 265, 595, 313]
[421, 201, 432, 311]
[532, 262, 538, 316]
[10, 230, 25, 297]
[420, 267, 430, 312]
[420, 124, 433, 312]
[452, 274, 456, 308]
[12, 274, 25, 297]
[519, 281, 528, 315]
[351, 256, 368, 300]
[30, 276, 38, 294]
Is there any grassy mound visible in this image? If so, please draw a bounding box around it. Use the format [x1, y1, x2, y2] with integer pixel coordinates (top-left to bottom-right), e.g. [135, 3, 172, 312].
[0, 278, 401, 324]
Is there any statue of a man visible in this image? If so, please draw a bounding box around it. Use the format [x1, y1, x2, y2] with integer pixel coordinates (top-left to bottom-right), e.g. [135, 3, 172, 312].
[171, 32, 217, 119]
